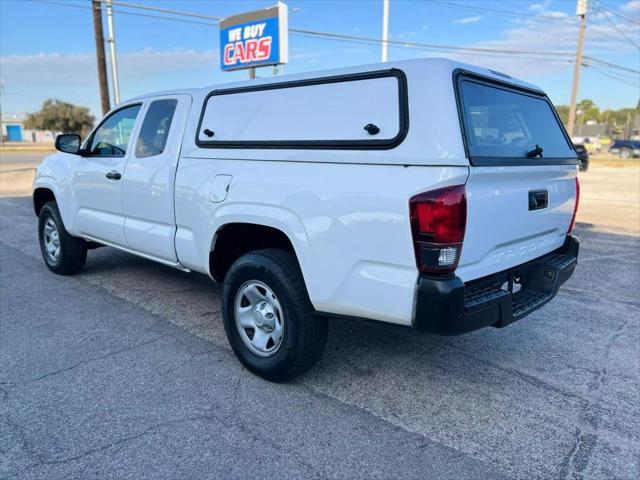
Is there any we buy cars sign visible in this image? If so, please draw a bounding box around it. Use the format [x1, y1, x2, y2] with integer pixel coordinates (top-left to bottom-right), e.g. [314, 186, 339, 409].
[220, 2, 289, 71]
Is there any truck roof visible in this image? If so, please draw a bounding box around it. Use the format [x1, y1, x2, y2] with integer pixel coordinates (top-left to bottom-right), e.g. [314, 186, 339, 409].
[126, 57, 544, 103]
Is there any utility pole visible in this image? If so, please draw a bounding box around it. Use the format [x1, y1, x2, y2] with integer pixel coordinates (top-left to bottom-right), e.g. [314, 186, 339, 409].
[92, 1, 110, 114]
[567, 0, 587, 137]
[625, 111, 631, 139]
[381, 0, 390, 62]
[0, 81, 4, 147]
[105, 0, 121, 105]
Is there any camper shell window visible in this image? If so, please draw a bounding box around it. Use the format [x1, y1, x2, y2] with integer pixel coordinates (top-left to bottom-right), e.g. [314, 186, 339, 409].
[454, 70, 577, 167]
[196, 69, 408, 150]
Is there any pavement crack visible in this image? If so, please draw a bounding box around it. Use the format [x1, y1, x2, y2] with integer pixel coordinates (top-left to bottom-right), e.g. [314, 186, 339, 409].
[31, 415, 217, 468]
[562, 286, 640, 308]
[1, 416, 46, 464]
[446, 346, 591, 408]
[21, 332, 173, 385]
[555, 304, 633, 478]
[231, 372, 242, 427]
[558, 428, 598, 480]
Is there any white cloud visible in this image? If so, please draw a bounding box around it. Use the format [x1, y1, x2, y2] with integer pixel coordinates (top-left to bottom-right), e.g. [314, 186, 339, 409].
[0, 48, 219, 114]
[393, 31, 417, 39]
[344, 48, 371, 54]
[289, 50, 330, 61]
[442, 4, 640, 79]
[540, 11, 569, 19]
[0, 48, 218, 87]
[529, 1, 552, 13]
[454, 15, 483, 25]
[621, 0, 640, 12]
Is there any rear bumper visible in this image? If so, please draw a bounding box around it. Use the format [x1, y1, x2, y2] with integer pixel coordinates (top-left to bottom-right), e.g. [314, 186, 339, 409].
[413, 235, 579, 335]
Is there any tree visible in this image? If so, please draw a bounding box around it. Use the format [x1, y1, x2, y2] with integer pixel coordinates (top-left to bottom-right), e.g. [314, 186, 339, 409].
[24, 99, 95, 136]
[576, 99, 601, 123]
[555, 105, 569, 124]
[601, 108, 639, 128]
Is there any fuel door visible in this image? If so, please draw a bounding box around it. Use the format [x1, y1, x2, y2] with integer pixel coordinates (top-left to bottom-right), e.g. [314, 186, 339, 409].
[209, 174, 233, 203]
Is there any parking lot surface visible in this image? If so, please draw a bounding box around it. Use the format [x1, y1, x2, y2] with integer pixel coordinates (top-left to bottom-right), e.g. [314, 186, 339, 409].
[1, 171, 639, 478]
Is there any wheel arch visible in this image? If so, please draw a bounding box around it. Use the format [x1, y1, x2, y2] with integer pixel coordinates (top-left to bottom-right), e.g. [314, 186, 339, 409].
[209, 222, 300, 282]
[33, 187, 57, 216]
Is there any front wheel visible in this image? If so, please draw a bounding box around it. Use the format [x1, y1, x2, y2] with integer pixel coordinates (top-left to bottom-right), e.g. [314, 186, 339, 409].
[38, 201, 87, 275]
[619, 147, 632, 159]
[222, 249, 328, 382]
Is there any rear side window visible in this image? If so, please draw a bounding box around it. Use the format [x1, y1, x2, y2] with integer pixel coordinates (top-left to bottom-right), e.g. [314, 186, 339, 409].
[196, 69, 408, 149]
[135, 99, 178, 158]
[457, 76, 574, 163]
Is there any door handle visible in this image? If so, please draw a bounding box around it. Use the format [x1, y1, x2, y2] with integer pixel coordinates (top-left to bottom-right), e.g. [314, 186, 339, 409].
[105, 170, 121, 180]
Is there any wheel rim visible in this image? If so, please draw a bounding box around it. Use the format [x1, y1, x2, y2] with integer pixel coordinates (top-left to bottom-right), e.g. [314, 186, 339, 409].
[234, 280, 285, 357]
[43, 217, 61, 262]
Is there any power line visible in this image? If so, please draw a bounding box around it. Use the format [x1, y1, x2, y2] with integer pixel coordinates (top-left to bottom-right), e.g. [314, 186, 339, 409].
[105, 0, 220, 21]
[294, 31, 571, 61]
[589, 24, 639, 47]
[592, 5, 640, 49]
[289, 27, 574, 57]
[595, 0, 640, 26]
[28, 0, 577, 60]
[28, 0, 217, 27]
[586, 64, 640, 87]
[586, 61, 639, 81]
[584, 56, 640, 74]
[25, 0, 639, 77]
[106, 0, 577, 58]
[425, 0, 576, 23]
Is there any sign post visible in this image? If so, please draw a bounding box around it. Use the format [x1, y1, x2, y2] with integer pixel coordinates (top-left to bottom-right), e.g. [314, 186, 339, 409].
[219, 2, 289, 78]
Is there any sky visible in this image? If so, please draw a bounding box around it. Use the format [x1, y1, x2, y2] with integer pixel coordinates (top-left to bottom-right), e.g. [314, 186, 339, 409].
[1, 0, 639, 119]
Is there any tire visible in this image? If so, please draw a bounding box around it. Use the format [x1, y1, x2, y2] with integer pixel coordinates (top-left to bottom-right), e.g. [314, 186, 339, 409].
[222, 249, 328, 382]
[38, 201, 87, 275]
[620, 148, 632, 159]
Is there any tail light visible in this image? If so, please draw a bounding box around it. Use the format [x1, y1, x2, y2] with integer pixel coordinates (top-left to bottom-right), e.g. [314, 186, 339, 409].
[409, 185, 466, 274]
[567, 177, 580, 234]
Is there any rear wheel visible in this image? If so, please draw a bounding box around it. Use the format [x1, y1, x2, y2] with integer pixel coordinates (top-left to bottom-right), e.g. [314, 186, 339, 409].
[222, 249, 327, 382]
[38, 201, 87, 275]
[619, 147, 632, 159]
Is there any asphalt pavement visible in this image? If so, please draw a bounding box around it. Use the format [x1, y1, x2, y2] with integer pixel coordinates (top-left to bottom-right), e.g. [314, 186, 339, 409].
[1, 195, 639, 479]
[0, 151, 50, 165]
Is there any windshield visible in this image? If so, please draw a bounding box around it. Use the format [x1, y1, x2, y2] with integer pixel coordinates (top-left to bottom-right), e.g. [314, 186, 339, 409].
[458, 78, 574, 160]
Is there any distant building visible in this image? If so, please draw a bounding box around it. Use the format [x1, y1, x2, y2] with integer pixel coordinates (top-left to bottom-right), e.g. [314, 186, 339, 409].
[1, 114, 57, 143]
[574, 123, 608, 138]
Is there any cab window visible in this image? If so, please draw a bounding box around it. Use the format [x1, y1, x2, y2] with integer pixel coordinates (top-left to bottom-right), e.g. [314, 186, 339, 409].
[88, 104, 141, 157]
[135, 99, 178, 158]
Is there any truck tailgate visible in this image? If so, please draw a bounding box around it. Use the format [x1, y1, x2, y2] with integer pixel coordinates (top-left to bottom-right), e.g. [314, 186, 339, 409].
[457, 164, 577, 282]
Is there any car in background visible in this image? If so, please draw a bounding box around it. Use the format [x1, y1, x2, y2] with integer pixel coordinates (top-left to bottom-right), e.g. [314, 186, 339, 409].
[609, 139, 640, 159]
[574, 144, 589, 171]
[571, 136, 601, 154]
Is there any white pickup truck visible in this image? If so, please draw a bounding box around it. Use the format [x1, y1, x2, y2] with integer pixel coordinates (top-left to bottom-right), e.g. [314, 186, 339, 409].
[34, 58, 580, 381]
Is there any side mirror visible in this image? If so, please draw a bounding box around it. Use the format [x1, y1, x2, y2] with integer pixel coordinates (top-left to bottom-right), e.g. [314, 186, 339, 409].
[55, 134, 82, 155]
